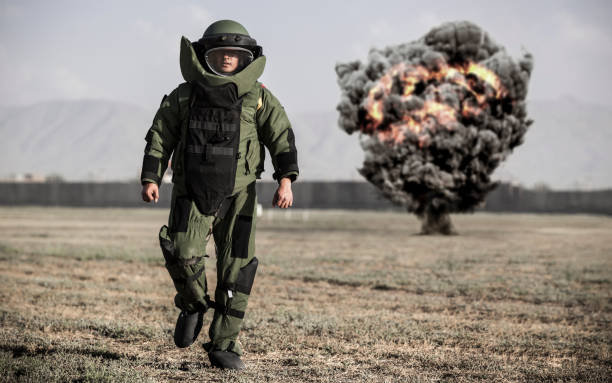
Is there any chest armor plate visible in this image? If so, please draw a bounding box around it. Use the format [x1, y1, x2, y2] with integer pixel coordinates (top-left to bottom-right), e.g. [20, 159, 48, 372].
[184, 82, 243, 215]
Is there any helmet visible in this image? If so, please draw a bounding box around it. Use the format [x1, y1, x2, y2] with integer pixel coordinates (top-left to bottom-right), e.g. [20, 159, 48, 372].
[194, 20, 263, 76]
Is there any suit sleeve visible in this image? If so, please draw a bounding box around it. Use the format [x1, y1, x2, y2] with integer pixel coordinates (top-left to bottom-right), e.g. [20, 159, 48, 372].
[140, 88, 181, 185]
[256, 87, 299, 182]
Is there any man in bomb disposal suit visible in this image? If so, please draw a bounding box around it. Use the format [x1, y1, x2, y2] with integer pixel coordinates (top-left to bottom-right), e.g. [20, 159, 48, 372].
[140, 20, 298, 370]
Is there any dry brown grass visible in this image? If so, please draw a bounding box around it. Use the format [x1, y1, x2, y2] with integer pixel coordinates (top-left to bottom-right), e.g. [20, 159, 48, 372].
[0, 207, 610, 382]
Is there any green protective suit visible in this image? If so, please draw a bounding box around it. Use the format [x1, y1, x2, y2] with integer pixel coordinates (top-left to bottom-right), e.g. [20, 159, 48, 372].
[141, 36, 299, 355]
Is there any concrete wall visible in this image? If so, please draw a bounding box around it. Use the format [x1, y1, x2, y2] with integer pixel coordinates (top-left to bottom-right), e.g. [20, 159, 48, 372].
[483, 185, 612, 215]
[1, 181, 611, 215]
[0, 182, 172, 207]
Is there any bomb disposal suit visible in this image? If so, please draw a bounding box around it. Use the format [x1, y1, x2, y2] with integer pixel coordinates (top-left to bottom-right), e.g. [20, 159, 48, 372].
[140, 20, 298, 368]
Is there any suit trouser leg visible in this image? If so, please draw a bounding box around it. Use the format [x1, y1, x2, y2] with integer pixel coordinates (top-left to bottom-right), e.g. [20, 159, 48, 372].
[206, 182, 258, 355]
[162, 184, 214, 313]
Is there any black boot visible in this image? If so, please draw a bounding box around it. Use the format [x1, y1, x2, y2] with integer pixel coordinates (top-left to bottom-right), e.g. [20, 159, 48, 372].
[173, 310, 203, 348]
[208, 350, 246, 370]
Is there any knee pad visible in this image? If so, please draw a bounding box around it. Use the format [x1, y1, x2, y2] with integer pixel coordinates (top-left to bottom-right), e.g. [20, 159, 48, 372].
[159, 225, 208, 310]
[231, 257, 258, 296]
[231, 215, 253, 259]
[212, 257, 258, 320]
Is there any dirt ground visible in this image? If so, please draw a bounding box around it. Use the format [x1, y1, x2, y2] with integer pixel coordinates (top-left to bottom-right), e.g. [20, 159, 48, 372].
[0, 207, 610, 382]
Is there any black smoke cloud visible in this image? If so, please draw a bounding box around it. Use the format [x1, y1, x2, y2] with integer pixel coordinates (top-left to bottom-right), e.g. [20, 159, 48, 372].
[336, 21, 533, 228]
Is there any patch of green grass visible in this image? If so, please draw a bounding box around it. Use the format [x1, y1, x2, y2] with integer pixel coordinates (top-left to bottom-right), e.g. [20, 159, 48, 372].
[0, 243, 19, 261]
[0, 310, 161, 341]
[0, 350, 149, 383]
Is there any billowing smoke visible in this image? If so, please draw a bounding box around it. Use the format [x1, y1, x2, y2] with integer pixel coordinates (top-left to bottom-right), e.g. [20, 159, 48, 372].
[336, 21, 533, 234]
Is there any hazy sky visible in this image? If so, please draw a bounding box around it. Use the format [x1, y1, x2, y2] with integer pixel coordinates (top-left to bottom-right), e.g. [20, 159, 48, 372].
[1, 0, 611, 114]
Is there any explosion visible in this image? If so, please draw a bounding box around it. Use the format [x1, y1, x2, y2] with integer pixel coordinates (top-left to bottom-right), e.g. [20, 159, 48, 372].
[336, 21, 533, 234]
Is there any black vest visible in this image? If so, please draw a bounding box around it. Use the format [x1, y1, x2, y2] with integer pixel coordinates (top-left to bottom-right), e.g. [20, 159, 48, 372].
[184, 82, 243, 215]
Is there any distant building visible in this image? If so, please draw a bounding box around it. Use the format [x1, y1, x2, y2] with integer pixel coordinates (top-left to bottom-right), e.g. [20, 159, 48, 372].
[0, 173, 65, 183]
[4, 173, 47, 182]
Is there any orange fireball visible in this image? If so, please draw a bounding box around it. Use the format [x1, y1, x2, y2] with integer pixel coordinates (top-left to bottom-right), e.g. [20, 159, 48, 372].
[362, 60, 507, 145]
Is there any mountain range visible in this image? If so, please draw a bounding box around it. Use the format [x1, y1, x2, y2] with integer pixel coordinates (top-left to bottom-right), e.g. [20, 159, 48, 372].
[1, 96, 610, 190]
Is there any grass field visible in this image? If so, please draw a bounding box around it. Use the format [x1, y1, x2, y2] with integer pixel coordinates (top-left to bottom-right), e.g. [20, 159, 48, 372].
[0, 207, 610, 382]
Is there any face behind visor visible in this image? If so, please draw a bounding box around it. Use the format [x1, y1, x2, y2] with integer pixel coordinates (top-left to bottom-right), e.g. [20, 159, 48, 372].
[195, 20, 262, 77]
[205, 46, 254, 77]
